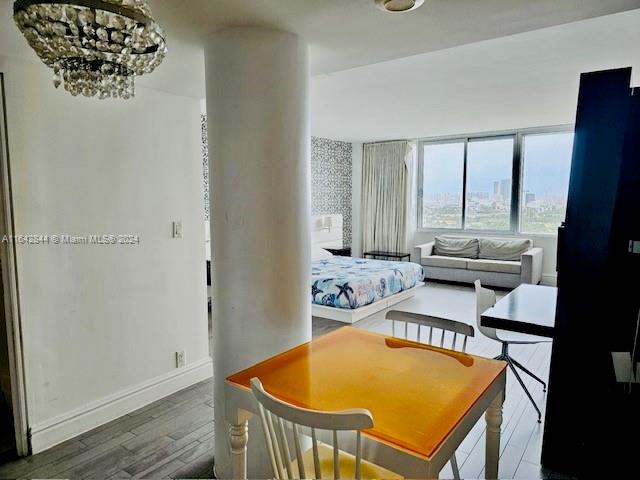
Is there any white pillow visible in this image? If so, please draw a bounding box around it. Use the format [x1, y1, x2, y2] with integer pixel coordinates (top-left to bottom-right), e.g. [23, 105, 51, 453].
[312, 246, 333, 261]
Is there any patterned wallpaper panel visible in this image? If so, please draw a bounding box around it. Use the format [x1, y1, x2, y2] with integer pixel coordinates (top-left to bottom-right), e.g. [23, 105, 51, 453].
[311, 137, 353, 246]
[201, 119, 352, 246]
[201, 115, 210, 221]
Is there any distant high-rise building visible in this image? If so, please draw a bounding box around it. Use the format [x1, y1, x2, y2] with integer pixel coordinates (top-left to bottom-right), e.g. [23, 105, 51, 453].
[493, 178, 512, 200]
[525, 192, 536, 205]
[500, 178, 512, 199]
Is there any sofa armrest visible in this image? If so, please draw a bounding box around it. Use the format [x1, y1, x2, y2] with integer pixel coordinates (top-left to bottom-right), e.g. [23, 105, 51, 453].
[414, 242, 434, 262]
[521, 247, 543, 285]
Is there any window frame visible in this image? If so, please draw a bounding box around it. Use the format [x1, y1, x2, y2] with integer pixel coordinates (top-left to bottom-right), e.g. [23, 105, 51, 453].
[465, 134, 518, 232]
[417, 138, 466, 230]
[417, 125, 574, 237]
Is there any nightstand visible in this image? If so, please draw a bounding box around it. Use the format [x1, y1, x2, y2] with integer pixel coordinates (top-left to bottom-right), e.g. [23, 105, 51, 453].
[325, 246, 352, 257]
[363, 251, 410, 261]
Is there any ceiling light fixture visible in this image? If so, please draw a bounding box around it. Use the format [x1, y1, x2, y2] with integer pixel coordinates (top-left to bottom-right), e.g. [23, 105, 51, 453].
[13, 0, 167, 99]
[374, 0, 425, 13]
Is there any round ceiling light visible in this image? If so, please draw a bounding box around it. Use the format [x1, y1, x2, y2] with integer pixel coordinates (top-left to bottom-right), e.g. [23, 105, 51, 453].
[374, 0, 425, 13]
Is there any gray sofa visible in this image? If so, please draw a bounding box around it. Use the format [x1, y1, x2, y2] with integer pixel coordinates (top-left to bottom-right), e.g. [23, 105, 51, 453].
[415, 236, 543, 288]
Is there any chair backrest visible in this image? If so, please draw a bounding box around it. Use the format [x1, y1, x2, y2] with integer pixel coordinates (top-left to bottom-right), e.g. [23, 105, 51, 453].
[474, 279, 499, 340]
[251, 377, 373, 480]
[385, 310, 475, 352]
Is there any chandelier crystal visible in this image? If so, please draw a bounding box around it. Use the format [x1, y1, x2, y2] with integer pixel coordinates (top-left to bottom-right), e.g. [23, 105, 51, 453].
[13, 0, 167, 99]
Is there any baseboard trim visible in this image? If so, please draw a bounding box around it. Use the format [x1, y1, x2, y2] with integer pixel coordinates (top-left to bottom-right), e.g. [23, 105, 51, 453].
[541, 274, 558, 286]
[30, 357, 213, 454]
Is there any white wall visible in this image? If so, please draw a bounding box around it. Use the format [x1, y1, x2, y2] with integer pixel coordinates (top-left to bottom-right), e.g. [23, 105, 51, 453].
[0, 55, 211, 451]
[311, 10, 640, 143]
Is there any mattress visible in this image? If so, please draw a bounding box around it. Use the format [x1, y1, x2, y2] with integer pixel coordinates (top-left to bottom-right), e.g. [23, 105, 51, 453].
[311, 256, 424, 310]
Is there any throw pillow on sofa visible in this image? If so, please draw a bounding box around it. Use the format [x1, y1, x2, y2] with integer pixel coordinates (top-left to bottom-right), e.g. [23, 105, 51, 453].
[434, 236, 479, 258]
[478, 238, 532, 261]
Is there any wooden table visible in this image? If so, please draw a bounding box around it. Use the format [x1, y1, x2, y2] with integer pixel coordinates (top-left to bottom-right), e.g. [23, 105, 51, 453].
[225, 328, 507, 479]
[481, 284, 557, 338]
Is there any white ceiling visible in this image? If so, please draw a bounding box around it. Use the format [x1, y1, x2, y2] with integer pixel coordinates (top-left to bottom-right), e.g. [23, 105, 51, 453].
[1, 1, 639, 143]
[312, 9, 640, 142]
[143, 0, 640, 98]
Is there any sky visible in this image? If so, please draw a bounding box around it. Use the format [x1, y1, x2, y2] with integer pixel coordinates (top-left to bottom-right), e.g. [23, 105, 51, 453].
[423, 132, 574, 196]
[522, 133, 574, 196]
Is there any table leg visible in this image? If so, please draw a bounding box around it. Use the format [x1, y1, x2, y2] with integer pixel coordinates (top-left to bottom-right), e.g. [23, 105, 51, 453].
[485, 390, 503, 479]
[229, 421, 248, 480]
[425, 462, 440, 479]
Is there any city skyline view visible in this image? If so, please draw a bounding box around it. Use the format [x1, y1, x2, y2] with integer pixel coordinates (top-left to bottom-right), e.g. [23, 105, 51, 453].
[421, 132, 574, 233]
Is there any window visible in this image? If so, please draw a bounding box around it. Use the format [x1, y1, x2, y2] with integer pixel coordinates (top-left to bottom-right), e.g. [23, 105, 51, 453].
[465, 137, 514, 231]
[520, 132, 574, 234]
[418, 127, 574, 234]
[421, 142, 465, 229]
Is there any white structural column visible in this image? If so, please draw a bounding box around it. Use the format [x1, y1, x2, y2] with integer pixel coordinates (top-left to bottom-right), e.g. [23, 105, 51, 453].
[205, 27, 311, 478]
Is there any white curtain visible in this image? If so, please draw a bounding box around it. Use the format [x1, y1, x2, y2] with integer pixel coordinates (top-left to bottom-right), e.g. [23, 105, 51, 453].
[405, 141, 418, 260]
[361, 140, 411, 254]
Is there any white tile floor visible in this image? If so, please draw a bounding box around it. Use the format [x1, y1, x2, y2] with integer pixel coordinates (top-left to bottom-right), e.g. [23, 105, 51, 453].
[312, 282, 554, 479]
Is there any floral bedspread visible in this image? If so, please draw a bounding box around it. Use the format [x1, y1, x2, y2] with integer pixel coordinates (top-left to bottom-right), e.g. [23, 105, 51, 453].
[311, 256, 424, 310]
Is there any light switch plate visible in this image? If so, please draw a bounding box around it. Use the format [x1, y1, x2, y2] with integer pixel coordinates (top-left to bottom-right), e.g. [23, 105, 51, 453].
[176, 350, 186, 368]
[173, 221, 183, 239]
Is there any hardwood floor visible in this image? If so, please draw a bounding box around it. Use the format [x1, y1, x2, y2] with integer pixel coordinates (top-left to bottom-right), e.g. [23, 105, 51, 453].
[0, 381, 215, 479]
[0, 282, 558, 479]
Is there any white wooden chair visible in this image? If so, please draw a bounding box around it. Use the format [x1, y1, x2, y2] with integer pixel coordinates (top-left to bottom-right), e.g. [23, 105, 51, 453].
[386, 310, 475, 352]
[474, 280, 551, 423]
[251, 377, 402, 480]
[385, 310, 475, 480]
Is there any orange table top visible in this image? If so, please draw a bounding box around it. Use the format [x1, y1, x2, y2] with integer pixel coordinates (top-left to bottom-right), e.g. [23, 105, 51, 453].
[227, 327, 506, 458]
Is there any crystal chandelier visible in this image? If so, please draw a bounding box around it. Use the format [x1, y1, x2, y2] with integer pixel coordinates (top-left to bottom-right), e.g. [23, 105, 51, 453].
[13, 0, 167, 99]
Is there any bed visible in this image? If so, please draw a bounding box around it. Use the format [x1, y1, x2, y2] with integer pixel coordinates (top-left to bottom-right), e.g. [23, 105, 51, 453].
[310, 214, 424, 323]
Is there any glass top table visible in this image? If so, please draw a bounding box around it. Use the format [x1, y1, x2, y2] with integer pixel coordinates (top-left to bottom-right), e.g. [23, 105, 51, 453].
[481, 284, 557, 338]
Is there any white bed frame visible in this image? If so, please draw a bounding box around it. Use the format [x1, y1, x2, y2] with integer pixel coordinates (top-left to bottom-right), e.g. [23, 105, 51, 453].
[311, 282, 425, 324]
[311, 214, 423, 324]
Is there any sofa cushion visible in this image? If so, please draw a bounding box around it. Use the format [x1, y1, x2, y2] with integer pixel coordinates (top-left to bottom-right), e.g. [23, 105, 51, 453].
[478, 238, 532, 261]
[467, 258, 522, 274]
[433, 236, 479, 258]
[422, 255, 468, 269]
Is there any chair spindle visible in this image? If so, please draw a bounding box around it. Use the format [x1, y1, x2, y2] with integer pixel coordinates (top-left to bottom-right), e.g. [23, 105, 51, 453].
[267, 411, 286, 479]
[311, 427, 321, 479]
[333, 429, 340, 479]
[258, 404, 280, 478]
[355, 431, 362, 480]
[292, 423, 305, 479]
[277, 417, 293, 479]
